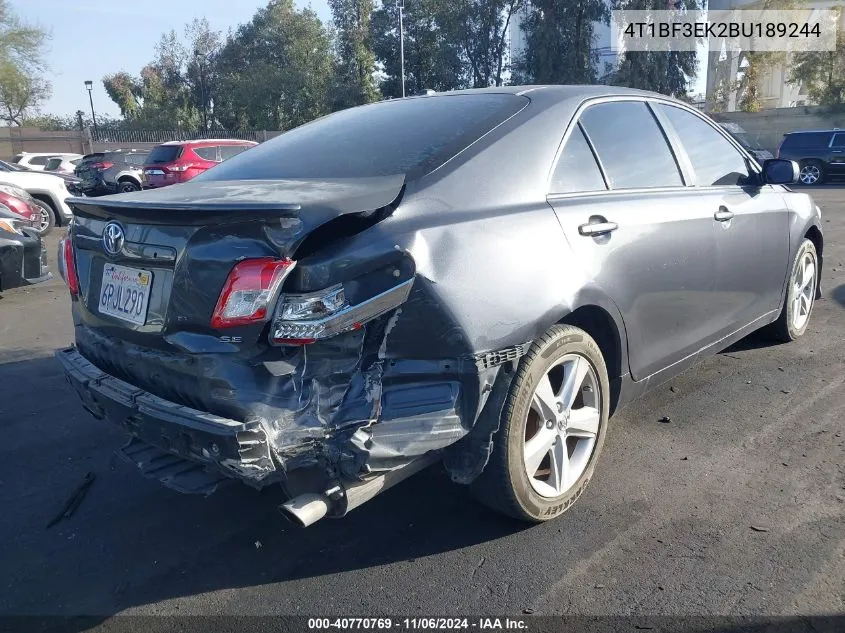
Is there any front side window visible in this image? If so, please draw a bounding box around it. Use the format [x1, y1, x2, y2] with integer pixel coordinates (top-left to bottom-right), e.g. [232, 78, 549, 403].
[831, 133, 845, 148]
[579, 101, 683, 190]
[659, 105, 751, 187]
[550, 125, 606, 194]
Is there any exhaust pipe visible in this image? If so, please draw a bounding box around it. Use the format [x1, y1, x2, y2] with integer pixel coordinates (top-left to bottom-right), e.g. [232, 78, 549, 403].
[280, 453, 438, 527]
[279, 493, 331, 528]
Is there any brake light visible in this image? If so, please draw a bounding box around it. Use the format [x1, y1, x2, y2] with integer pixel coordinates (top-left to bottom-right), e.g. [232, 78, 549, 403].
[166, 163, 194, 172]
[61, 237, 79, 296]
[92, 162, 114, 170]
[211, 258, 295, 329]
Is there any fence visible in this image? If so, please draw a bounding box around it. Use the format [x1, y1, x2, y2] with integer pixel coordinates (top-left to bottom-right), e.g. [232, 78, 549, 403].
[0, 127, 282, 160]
[90, 129, 279, 144]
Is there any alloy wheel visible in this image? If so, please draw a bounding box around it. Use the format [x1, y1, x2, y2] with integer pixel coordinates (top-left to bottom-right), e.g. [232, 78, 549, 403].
[792, 249, 816, 330]
[39, 208, 50, 232]
[799, 164, 821, 185]
[523, 353, 601, 498]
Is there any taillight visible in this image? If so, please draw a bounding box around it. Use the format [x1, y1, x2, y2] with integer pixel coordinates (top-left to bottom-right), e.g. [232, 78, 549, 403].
[270, 279, 414, 346]
[92, 162, 114, 170]
[166, 163, 194, 172]
[60, 237, 79, 296]
[211, 258, 295, 329]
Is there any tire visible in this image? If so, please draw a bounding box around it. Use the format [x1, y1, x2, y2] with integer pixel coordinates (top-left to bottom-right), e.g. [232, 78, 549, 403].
[471, 324, 610, 522]
[798, 160, 824, 185]
[118, 180, 140, 193]
[32, 199, 55, 236]
[763, 238, 818, 342]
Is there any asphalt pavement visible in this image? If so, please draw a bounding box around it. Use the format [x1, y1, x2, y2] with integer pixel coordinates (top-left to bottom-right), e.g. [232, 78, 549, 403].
[1, 188, 843, 627]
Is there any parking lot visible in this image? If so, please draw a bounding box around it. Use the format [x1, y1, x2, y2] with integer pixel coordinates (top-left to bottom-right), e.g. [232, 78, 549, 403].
[1, 187, 843, 624]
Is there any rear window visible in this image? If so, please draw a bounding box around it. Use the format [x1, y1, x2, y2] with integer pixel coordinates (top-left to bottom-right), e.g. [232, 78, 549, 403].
[198, 94, 528, 181]
[147, 146, 183, 164]
[781, 132, 832, 149]
[11, 155, 22, 163]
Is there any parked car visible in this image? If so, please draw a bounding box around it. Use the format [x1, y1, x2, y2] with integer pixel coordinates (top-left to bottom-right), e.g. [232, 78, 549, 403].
[44, 155, 83, 175]
[57, 86, 822, 527]
[75, 150, 149, 196]
[718, 122, 774, 163]
[776, 128, 845, 185]
[0, 183, 51, 236]
[142, 139, 258, 189]
[0, 205, 50, 292]
[12, 152, 82, 172]
[0, 160, 76, 232]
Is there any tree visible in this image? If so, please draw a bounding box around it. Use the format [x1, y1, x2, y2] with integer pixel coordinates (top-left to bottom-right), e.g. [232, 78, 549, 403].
[215, 0, 335, 130]
[511, 0, 610, 85]
[329, 0, 380, 109]
[788, 22, 845, 107]
[371, 0, 467, 97]
[608, 0, 699, 98]
[0, 0, 51, 124]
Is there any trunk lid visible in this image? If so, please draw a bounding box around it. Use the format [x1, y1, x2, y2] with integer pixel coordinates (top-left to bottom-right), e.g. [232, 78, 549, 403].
[68, 176, 404, 351]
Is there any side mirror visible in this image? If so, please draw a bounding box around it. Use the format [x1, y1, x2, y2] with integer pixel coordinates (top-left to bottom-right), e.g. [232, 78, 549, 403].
[762, 159, 799, 185]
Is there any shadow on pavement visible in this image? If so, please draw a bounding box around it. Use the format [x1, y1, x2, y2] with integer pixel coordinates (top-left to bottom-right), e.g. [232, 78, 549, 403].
[831, 283, 845, 308]
[0, 354, 530, 627]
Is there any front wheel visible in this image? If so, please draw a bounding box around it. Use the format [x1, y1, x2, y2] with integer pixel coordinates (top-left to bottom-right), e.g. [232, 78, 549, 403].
[471, 324, 610, 522]
[764, 239, 818, 342]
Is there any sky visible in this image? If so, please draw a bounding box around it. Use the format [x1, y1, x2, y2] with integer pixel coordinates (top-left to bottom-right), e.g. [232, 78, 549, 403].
[10, 0, 332, 118]
[12, 0, 706, 119]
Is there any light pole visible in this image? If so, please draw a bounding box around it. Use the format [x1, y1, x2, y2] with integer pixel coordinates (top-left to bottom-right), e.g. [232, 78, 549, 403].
[399, 0, 405, 98]
[84, 80, 99, 139]
[194, 49, 208, 132]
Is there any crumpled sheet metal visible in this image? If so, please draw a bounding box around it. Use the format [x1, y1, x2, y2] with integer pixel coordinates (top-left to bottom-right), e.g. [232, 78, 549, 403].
[246, 277, 508, 481]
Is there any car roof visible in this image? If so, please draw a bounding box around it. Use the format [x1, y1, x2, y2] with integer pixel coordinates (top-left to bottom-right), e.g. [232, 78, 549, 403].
[159, 139, 258, 146]
[784, 129, 842, 135]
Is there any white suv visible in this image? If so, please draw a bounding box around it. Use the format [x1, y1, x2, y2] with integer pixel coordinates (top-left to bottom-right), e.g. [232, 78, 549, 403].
[12, 152, 83, 172]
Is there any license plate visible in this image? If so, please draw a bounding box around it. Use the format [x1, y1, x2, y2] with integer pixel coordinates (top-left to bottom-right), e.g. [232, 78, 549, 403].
[99, 264, 152, 325]
[145, 169, 164, 176]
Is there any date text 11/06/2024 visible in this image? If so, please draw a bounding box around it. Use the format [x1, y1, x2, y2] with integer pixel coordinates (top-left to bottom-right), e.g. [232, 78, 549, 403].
[307, 618, 529, 630]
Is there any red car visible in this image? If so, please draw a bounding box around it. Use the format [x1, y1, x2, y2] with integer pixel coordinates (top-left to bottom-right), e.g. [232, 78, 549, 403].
[141, 139, 257, 189]
[0, 184, 47, 234]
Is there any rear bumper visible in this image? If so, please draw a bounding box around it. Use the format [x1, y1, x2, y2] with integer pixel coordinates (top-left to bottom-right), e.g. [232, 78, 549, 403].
[56, 347, 281, 489]
[0, 230, 51, 291]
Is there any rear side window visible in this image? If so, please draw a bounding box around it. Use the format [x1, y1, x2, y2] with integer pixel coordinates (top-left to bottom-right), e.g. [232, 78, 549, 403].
[781, 132, 832, 149]
[197, 94, 528, 181]
[29, 156, 49, 166]
[147, 146, 183, 164]
[579, 101, 682, 189]
[220, 145, 251, 160]
[193, 146, 219, 161]
[124, 154, 147, 166]
[550, 125, 606, 194]
[659, 105, 750, 187]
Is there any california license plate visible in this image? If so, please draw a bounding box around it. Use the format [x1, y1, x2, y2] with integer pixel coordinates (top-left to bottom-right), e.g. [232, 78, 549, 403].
[99, 264, 152, 325]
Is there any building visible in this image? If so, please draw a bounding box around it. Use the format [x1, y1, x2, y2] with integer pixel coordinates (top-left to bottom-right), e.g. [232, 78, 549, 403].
[705, 0, 840, 111]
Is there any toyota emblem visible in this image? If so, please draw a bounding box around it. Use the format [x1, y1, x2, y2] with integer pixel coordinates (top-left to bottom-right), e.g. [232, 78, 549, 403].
[102, 221, 125, 257]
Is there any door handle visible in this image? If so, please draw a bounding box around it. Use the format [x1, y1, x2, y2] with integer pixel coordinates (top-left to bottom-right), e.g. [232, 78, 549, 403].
[714, 208, 734, 222]
[578, 221, 618, 236]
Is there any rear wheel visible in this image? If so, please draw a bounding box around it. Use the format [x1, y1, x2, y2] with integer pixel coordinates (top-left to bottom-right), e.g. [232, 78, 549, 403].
[471, 324, 610, 522]
[764, 239, 818, 342]
[798, 160, 824, 185]
[32, 199, 56, 235]
[118, 180, 140, 193]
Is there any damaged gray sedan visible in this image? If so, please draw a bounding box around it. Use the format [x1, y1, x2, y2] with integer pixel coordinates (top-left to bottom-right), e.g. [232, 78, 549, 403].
[56, 86, 823, 526]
